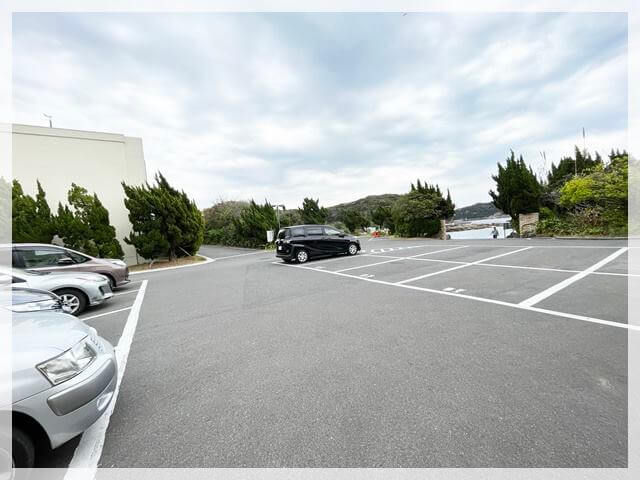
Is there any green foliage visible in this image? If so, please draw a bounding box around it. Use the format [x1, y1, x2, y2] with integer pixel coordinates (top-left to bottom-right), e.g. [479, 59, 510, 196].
[391, 179, 453, 237]
[340, 208, 369, 233]
[203, 200, 248, 245]
[279, 209, 302, 227]
[232, 200, 278, 248]
[299, 198, 328, 224]
[329, 221, 349, 233]
[56, 184, 124, 259]
[489, 150, 542, 228]
[326, 194, 401, 223]
[546, 146, 603, 190]
[12, 179, 55, 243]
[538, 152, 628, 236]
[123, 172, 203, 260]
[371, 204, 394, 230]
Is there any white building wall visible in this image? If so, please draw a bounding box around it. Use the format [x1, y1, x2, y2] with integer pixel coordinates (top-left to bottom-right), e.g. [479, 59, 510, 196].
[12, 124, 147, 265]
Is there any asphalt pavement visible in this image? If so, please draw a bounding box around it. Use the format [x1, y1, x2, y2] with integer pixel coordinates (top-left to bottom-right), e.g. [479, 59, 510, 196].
[79, 238, 630, 468]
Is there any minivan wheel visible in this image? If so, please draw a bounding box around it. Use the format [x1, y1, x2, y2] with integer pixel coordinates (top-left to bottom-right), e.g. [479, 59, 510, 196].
[10, 427, 34, 472]
[347, 243, 359, 256]
[54, 289, 87, 315]
[296, 249, 309, 263]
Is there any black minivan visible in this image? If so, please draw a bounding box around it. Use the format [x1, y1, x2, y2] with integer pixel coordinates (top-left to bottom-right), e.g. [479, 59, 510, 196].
[275, 225, 361, 263]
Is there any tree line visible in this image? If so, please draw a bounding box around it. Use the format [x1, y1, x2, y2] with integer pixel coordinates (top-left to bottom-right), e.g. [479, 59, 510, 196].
[11, 172, 204, 262]
[489, 147, 628, 236]
[203, 180, 455, 248]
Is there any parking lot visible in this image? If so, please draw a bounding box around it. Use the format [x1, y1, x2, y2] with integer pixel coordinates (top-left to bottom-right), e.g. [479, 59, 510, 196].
[38, 239, 632, 473]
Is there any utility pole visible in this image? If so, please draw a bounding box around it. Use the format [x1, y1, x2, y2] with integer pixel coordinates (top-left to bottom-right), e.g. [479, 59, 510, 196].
[276, 204, 285, 230]
[43, 113, 52, 128]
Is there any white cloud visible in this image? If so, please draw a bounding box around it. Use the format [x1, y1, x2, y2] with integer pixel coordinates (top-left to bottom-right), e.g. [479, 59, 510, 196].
[11, 12, 627, 211]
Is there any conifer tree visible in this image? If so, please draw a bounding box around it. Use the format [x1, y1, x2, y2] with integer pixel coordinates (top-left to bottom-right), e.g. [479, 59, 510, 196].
[12, 179, 55, 243]
[489, 150, 542, 229]
[299, 198, 328, 224]
[57, 184, 124, 259]
[122, 172, 204, 260]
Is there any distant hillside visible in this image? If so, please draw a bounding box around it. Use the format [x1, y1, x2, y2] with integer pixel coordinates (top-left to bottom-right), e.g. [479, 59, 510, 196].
[453, 202, 503, 220]
[326, 194, 401, 221]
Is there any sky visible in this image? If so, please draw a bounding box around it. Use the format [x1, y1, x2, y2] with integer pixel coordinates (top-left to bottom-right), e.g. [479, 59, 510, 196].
[12, 12, 628, 210]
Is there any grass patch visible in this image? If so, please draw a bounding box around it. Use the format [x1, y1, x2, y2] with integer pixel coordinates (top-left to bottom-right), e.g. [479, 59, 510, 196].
[129, 255, 206, 272]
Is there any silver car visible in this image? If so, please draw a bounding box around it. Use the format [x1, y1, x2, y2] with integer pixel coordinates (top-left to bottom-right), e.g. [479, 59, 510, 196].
[0, 287, 117, 473]
[0, 266, 113, 315]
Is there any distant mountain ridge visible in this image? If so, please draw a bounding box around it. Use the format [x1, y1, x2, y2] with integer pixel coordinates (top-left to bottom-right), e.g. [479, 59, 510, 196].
[325, 195, 501, 222]
[326, 194, 401, 221]
[452, 202, 503, 220]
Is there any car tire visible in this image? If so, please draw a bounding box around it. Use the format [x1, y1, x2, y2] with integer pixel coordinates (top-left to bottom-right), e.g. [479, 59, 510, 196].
[347, 243, 359, 256]
[295, 249, 309, 264]
[104, 274, 116, 290]
[53, 288, 87, 316]
[11, 427, 34, 472]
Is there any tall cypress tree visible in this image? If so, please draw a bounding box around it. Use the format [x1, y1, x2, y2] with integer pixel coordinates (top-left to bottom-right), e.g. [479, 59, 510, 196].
[299, 198, 328, 224]
[489, 151, 542, 228]
[122, 172, 204, 260]
[12, 179, 55, 243]
[56, 184, 124, 259]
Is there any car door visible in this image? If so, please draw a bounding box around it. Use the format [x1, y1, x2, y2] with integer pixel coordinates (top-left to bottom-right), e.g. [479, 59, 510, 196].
[322, 226, 349, 253]
[15, 246, 79, 273]
[302, 226, 326, 256]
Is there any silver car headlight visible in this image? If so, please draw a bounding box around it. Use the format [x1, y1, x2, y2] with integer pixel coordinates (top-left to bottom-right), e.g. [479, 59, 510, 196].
[109, 260, 126, 267]
[37, 337, 97, 385]
[8, 298, 61, 312]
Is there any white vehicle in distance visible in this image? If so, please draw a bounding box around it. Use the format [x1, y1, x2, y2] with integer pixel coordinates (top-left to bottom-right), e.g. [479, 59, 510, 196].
[0, 266, 113, 315]
[0, 286, 117, 474]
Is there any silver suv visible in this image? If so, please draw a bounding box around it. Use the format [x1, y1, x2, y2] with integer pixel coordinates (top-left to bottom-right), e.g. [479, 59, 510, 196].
[1, 287, 117, 474]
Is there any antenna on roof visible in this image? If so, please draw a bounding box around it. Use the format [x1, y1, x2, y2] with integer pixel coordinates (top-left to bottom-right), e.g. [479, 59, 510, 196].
[43, 113, 52, 128]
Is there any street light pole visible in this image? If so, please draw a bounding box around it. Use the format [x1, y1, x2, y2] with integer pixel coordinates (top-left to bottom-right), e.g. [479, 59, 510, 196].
[276, 204, 285, 230]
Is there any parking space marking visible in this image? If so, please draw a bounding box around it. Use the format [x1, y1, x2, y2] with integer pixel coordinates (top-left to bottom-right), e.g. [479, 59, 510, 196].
[80, 306, 133, 321]
[361, 253, 637, 278]
[336, 246, 471, 273]
[519, 247, 629, 307]
[407, 245, 469, 258]
[396, 247, 532, 285]
[335, 256, 405, 273]
[274, 262, 639, 331]
[112, 289, 140, 296]
[65, 279, 149, 480]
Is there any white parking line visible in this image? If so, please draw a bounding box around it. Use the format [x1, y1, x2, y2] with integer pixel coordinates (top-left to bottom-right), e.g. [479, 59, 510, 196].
[80, 306, 133, 321]
[519, 247, 629, 307]
[407, 245, 469, 258]
[335, 257, 404, 273]
[336, 246, 471, 273]
[274, 262, 638, 331]
[361, 253, 637, 277]
[396, 247, 532, 285]
[112, 289, 140, 296]
[64, 279, 148, 480]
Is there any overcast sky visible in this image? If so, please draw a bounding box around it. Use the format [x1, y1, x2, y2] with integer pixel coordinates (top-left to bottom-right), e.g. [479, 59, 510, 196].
[12, 12, 627, 210]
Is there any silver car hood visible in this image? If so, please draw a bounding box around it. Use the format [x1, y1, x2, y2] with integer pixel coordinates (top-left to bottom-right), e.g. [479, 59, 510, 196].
[8, 312, 93, 405]
[13, 311, 90, 354]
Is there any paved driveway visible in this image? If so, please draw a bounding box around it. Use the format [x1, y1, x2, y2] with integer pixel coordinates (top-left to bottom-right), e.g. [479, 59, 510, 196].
[42, 239, 631, 470]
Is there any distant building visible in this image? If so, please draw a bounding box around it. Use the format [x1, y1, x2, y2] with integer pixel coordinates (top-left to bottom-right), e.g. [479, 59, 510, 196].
[12, 124, 147, 265]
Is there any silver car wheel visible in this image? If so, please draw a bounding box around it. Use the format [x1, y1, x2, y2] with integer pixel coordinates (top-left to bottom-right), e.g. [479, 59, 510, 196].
[348, 243, 358, 255]
[296, 250, 308, 263]
[60, 294, 80, 314]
